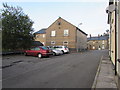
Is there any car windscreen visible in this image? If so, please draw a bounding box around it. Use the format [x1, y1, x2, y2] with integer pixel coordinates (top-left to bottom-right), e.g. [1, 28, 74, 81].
[54, 46, 62, 48]
[41, 46, 48, 50]
[30, 48, 34, 50]
[49, 47, 54, 50]
[34, 47, 40, 50]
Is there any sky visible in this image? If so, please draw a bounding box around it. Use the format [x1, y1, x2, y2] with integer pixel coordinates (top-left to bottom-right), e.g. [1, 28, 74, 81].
[0, 0, 110, 37]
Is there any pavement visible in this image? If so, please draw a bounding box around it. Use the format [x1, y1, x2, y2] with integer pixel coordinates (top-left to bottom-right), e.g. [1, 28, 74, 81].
[92, 52, 118, 89]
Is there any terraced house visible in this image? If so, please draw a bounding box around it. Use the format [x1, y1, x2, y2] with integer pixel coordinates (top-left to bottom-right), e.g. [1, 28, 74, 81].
[35, 17, 87, 51]
[34, 28, 46, 46]
[106, 0, 120, 88]
[87, 35, 109, 50]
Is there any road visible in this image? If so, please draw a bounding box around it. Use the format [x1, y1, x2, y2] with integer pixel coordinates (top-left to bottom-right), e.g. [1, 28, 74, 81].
[2, 50, 108, 88]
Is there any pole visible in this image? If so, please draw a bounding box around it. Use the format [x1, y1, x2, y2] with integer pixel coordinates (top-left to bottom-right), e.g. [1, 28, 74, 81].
[115, 0, 118, 75]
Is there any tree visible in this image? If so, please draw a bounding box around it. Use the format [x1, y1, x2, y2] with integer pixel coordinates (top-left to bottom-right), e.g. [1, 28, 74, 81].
[2, 3, 34, 50]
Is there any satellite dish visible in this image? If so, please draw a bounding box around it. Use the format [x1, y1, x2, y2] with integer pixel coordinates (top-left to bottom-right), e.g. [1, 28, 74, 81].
[106, 4, 116, 13]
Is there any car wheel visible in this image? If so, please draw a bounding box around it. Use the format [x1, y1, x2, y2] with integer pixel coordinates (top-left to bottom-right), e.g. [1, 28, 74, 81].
[38, 53, 42, 58]
[53, 52, 56, 56]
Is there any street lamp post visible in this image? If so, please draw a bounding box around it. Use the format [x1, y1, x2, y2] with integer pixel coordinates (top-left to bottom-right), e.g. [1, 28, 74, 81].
[76, 23, 82, 52]
[78, 23, 82, 27]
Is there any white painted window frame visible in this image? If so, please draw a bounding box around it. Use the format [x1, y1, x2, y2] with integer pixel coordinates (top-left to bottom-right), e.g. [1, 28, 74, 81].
[64, 29, 69, 36]
[51, 31, 56, 37]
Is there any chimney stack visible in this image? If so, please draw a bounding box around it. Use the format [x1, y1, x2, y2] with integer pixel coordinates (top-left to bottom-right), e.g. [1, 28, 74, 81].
[98, 34, 100, 37]
[90, 34, 91, 38]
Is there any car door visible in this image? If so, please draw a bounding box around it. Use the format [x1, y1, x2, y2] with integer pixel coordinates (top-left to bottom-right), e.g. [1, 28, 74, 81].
[27, 48, 35, 55]
[33, 47, 41, 56]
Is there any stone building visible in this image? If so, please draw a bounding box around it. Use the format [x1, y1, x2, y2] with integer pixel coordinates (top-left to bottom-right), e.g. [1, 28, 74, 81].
[34, 28, 46, 46]
[35, 17, 87, 51]
[106, 0, 120, 88]
[87, 35, 109, 50]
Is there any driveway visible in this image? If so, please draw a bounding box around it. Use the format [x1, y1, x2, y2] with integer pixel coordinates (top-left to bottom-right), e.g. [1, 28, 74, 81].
[2, 50, 108, 88]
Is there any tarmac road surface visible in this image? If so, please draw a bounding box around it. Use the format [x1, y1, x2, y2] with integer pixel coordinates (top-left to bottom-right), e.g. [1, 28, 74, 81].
[2, 50, 108, 88]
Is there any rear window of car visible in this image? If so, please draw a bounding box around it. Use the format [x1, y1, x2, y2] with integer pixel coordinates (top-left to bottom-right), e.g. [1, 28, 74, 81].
[41, 46, 48, 50]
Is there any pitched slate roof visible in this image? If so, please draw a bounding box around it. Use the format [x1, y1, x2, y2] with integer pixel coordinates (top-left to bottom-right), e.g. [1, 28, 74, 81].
[34, 28, 47, 34]
[87, 35, 109, 41]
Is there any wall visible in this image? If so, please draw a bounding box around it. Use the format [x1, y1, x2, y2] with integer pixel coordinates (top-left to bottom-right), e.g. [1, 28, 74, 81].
[107, 1, 120, 89]
[87, 39, 108, 50]
[117, 0, 120, 82]
[34, 33, 46, 46]
[77, 29, 87, 51]
[110, 8, 116, 65]
[46, 18, 76, 49]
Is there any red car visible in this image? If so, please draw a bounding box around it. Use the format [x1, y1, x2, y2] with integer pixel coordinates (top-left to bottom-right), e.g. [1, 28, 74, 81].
[24, 46, 52, 58]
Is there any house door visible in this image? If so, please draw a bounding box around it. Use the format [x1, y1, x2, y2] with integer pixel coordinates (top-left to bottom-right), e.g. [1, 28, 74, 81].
[89, 45, 92, 50]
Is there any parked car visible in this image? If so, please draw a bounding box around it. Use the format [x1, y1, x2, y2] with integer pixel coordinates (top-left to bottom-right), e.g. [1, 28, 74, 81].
[24, 46, 52, 58]
[53, 46, 69, 54]
[47, 46, 63, 56]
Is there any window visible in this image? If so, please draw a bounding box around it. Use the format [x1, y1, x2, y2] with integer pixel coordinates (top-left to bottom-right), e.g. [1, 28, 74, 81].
[109, 0, 113, 5]
[51, 41, 55, 44]
[54, 46, 62, 49]
[34, 47, 40, 50]
[63, 41, 68, 45]
[51, 31, 56, 36]
[102, 45, 105, 49]
[41, 46, 48, 50]
[102, 40, 105, 44]
[64, 29, 69, 36]
[93, 46, 95, 49]
[43, 34, 45, 38]
[30, 48, 34, 50]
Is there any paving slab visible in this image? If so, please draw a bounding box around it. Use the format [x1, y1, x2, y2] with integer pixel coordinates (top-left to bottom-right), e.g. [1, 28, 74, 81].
[92, 54, 118, 89]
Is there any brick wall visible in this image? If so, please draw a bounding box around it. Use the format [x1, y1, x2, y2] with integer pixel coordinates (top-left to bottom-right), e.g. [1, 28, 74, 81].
[34, 33, 46, 46]
[46, 18, 77, 49]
